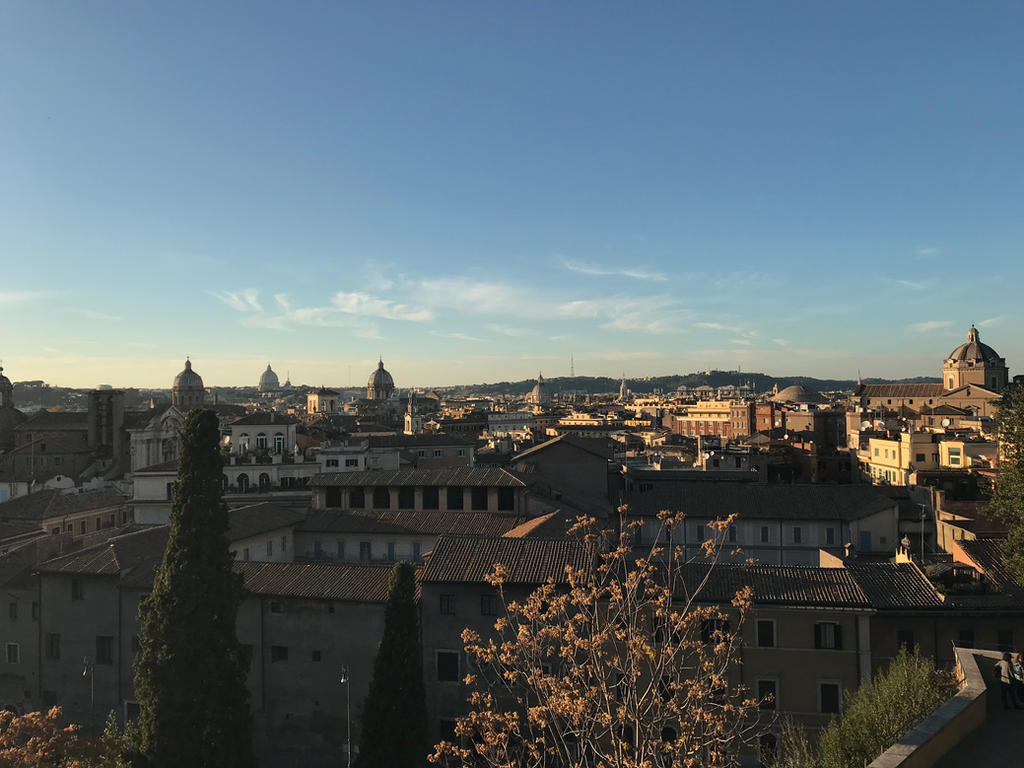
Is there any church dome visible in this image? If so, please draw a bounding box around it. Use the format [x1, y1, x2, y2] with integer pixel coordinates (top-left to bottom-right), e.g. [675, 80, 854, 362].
[367, 359, 395, 401]
[772, 384, 824, 405]
[529, 373, 552, 405]
[172, 359, 205, 408]
[947, 326, 1002, 364]
[258, 364, 280, 392]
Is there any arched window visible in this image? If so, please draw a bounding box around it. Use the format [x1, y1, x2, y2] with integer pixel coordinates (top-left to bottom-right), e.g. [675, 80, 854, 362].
[256, 433, 268, 450]
[237, 473, 250, 493]
[258, 472, 271, 490]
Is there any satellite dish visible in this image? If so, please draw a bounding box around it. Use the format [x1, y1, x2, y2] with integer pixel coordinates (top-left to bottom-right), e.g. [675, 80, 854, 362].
[860, 420, 872, 430]
[941, 418, 951, 427]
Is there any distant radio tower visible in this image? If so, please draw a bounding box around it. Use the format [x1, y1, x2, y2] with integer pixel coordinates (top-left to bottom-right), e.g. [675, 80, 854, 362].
[570, 354, 575, 378]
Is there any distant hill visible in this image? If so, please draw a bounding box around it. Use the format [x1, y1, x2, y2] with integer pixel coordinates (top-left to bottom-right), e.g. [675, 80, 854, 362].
[441, 371, 941, 398]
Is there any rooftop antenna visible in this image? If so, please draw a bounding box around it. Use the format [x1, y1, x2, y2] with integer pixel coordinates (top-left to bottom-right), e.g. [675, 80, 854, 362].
[570, 353, 575, 378]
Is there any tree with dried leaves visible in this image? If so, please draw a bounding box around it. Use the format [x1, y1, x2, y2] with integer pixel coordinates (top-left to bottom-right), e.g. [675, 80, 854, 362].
[0, 706, 126, 768]
[430, 510, 763, 768]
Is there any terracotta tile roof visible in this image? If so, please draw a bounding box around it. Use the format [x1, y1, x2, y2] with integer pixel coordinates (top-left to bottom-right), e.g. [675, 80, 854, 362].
[627, 483, 895, 521]
[313, 467, 525, 488]
[420, 535, 592, 585]
[680, 563, 871, 608]
[236, 561, 417, 602]
[300, 509, 525, 537]
[0, 489, 128, 523]
[957, 539, 1023, 596]
[859, 384, 944, 399]
[501, 511, 577, 539]
[844, 562, 945, 609]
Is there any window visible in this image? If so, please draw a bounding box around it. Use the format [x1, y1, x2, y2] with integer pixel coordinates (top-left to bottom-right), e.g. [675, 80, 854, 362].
[6, 644, 18, 664]
[45, 634, 60, 661]
[440, 594, 457, 615]
[7, 603, 15, 621]
[497, 487, 515, 511]
[398, 486, 415, 509]
[757, 679, 777, 710]
[760, 526, 769, 543]
[915, 453, 926, 463]
[433, 449, 443, 458]
[480, 594, 498, 616]
[696, 525, 705, 542]
[96, 636, 114, 665]
[71, 579, 84, 601]
[281, 535, 287, 552]
[412, 542, 421, 562]
[756, 619, 775, 648]
[826, 527, 836, 546]
[728, 524, 737, 543]
[423, 486, 440, 510]
[471, 487, 488, 511]
[417, 449, 426, 459]
[372, 487, 391, 509]
[457, 448, 466, 457]
[266, 539, 273, 557]
[387, 542, 396, 562]
[792, 527, 802, 544]
[819, 681, 841, 714]
[325, 487, 342, 507]
[349, 488, 365, 508]
[437, 651, 459, 682]
[814, 622, 843, 650]
[359, 542, 371, 561]
[337, 541, 345, 561]
[80, 520, 87, 535]
[243, 548, 250, 561]
[326, 458, 339, 468]
[314, 539, 323, 558]
[897, 630, 915, 651]
[270, 601, 284, 614]
[344, 458, 359, 467]
[271, 645, 289, 662]
[312, 650, 322, 662]
[447, 486, 464, 510]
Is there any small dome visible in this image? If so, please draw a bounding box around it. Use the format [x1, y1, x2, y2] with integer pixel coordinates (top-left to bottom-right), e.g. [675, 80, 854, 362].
[772, 384, 824, 405]
[530, 373, 552, 404]
[258, 363, 280, 392]
[947, 326, 1002, 364]
[367, 359, 395, 401]
[172, 359, 206, 408]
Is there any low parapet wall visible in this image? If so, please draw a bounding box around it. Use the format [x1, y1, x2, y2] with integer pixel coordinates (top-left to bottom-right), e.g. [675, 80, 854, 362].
[867, 647, 993, 768]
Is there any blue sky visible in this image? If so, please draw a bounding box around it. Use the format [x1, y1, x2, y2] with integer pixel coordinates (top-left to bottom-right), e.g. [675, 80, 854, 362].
[1, 2, 1021, 388]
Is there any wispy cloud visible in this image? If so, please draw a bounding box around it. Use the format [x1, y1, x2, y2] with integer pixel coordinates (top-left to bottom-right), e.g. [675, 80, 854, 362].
[331, 292, 434, 322]
[208, 289, 263, 313]
[695, 321, 736, 332]
[730, 338, 753, 346]
[560, 296, 692, 334]
[772, 338, 791, 347]
[914, 245, 940, 260]
[429, 331, 482, 342]
[484, 324, 533, 338]
[887, 278, 934, 291]
[907, 320, 954, 333]
[978, 316, 1006, 328]
[0, 291, 49, 305]
[560, 257, 668, 282]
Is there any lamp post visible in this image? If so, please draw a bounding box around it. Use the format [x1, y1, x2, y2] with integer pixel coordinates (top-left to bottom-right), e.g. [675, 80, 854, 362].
[82, 656, 94, 732]
[339, 665, 351, 767]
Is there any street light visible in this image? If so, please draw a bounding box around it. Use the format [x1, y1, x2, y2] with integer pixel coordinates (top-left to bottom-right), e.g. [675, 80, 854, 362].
[82, 656, 95, 732]
[339, 665, 351, 767]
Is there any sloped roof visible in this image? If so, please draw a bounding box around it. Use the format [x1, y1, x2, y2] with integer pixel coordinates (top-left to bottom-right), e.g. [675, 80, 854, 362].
[236, 561, 416, 602]
[502, 511, 577, 539]
[421, 535, 592, 585]
[957, 539, 1022, 596]
[14, 410, 89, 431]
[313, 467, 525, 488]
[228, 503, 308, 541]
[367, 434, 476, 448]
[844, 562, 945, 609]
[626, 483, 896, 521]
[299, 509, 525, 537]
[512, 434, 612, 463]
[679, 563, 870, 608]
[859, 384, 944, 399]
[230, 412, 299, 427]
[0, 489, 128, 522]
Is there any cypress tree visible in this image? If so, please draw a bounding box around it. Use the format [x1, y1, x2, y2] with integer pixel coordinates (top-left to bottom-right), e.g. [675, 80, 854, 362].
[355, 561, 428, 768]
[134, 409, 253, 768]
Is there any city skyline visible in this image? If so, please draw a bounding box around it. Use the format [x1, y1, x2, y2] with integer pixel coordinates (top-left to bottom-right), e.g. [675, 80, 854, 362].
[3, 3, 1022, 387]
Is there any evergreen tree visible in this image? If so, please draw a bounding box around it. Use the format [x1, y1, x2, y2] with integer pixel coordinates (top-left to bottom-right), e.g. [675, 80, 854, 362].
[134, 409, 253, 768]
[988, 383, 1024, 577]
[355, 561, 428, 768]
